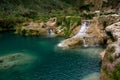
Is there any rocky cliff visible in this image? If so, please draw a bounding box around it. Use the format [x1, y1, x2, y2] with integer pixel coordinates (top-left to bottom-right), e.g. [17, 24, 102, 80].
[101, 22, 120, 80]
[77, 0, 120, 12]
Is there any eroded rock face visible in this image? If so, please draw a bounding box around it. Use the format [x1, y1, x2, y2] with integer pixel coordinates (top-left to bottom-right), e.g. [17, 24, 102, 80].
[101, 22, 120, 80]
[16, 21, 47, 36]
[0, 53, 35, 70]
[57, 17, 107, 48]
[106, 22, 120, 40]
[16, 19, 58, 36]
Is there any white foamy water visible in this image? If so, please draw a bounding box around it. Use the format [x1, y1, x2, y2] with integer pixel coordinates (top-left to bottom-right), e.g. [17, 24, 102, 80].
[73, 22, 88, 38]
[57, 22, 89, 48]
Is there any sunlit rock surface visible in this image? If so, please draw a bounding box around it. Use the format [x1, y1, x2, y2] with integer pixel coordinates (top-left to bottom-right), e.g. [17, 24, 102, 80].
[101, 22, 120, 80]
[106, 22, 120, 40]
[58, 17, 107, 48]
[16, 18, 57, 36]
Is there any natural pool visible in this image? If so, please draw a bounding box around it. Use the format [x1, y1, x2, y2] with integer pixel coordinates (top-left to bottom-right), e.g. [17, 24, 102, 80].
[0, 32, 104, 80]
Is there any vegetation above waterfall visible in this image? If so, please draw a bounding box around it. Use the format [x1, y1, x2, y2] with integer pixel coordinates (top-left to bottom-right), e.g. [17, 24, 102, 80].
[0, 0, 119, 32]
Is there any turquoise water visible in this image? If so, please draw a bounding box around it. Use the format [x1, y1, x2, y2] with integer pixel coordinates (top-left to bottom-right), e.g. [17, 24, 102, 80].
[0, 32, 104, 80]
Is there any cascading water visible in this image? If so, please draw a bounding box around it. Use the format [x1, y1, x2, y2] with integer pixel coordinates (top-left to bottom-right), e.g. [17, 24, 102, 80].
[49, 29, 55, 35]
[73, 22, 89, 47]
[57, 21, 89, 48]
[47, 28, 56, 37]
[73, 22, 88, 38]
[83, 38, 88, 47]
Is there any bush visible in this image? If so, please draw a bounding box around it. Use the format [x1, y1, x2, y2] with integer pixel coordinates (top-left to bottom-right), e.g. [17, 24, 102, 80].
[81, 13, 95, 19]
[56, 16, 81, 38]
[107, 46, 115, 53]
[111, 63, 120, 80]
[108, 55, 114, 63]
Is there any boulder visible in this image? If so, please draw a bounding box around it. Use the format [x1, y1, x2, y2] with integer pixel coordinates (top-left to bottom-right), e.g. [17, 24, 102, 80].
[57, 37, 83, 49]
[106, 22, 120, 40]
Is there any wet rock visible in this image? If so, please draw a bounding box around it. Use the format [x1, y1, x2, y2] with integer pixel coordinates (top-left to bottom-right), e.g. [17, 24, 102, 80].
[57, 37, 83, 49]
[58, 18, 107, 48]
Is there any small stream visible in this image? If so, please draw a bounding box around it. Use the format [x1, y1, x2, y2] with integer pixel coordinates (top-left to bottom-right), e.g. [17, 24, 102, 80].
[0, 32, 104, 80]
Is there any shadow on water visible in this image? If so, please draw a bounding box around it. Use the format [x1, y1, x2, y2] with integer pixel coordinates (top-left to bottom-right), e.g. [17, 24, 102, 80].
[0, 32, 104, 80]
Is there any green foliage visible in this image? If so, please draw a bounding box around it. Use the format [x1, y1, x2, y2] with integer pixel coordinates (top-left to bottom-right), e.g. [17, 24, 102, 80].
[0, 15, 24, 31]
[103, 66, 109, 75]
[76, 0, 84, 10]
[111, 63, 120, 80]
[107, 46, 115, 53]
[81, 13, 95, 19]
[21, 29, 26, 35]
[108, 55, 115, 63]
[62, 18, 71, 38]
[56, 16, 81, 38]
[0, 0, 71, 18]
[79, 2, 94, 11]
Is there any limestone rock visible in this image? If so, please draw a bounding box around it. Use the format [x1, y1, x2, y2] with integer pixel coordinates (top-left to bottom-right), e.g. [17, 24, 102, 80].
[100, 50, 106, 60]
[106, 22, 120, 40]
[45, 17, 57, 27]
[58, 18, 107, 48]
[101, 22, 120, 80]
[57, 37, 83, 49]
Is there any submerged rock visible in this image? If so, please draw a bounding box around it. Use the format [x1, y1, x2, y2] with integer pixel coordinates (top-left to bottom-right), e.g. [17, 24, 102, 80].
[81, 72, 100, 80]
[0, 53, 35, 70]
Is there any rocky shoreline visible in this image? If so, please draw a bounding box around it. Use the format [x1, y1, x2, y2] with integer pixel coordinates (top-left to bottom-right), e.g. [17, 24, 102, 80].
[0, 11, 120, 80]
[101, 22, 120, 80]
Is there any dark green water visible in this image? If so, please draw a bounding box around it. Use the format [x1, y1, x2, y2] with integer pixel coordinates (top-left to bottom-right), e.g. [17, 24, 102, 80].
[0, 32, 104, 80]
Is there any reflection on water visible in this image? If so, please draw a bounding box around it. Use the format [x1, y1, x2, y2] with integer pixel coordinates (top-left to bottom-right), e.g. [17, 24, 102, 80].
[0, 32, 104, 80]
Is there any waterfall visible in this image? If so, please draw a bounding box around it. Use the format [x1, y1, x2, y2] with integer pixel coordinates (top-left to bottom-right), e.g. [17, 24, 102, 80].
[83, 38, 88, 47]
[57, 21, 90, 48]
[47, 28, 56, 37]
[73, 22, 88, 38]
[49, 29, 55, 35]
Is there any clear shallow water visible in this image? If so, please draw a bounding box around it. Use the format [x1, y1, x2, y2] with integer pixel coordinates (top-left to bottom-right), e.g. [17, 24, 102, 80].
[0, 32, 104, 80]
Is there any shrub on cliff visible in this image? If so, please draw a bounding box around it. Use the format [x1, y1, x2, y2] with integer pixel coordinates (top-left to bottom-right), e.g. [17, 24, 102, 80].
[112, 63, 120, 80]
